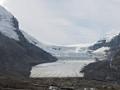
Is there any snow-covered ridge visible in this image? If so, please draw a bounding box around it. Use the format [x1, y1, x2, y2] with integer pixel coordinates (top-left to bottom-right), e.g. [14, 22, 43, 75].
[105, 30, 120, 42]
[0, 6, 19, 40]
[21, 30, 46, 48]
[0, 6, 13, 18]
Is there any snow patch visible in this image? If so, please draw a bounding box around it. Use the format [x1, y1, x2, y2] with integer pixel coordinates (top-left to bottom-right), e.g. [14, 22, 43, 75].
[0, 22, 19, 40]
[65, 43, 92, 47]
[93, 47, 110, 54]
[0, 6, 19, 40]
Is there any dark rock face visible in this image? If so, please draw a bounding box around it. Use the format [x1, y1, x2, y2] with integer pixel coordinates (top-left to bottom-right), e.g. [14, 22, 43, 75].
[89, 39, 107, 50]
[109, 33, 120, 48]
[0, 8, 57, 78]
[81, 60, 119, 81]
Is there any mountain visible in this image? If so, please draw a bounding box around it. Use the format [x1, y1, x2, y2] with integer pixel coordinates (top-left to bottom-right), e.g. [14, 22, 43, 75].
[19, 32, 93, 60]
[82, 32, 120, 82]
[0, 6, 57, 78]
[89, 31, 120, 50]
[88, 32, 120, 61]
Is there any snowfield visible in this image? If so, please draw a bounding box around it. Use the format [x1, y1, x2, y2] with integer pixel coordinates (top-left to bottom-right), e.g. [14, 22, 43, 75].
[30, 60, 95, 77]
[93, 47, 110, 54]
[0, 6, 19, 41]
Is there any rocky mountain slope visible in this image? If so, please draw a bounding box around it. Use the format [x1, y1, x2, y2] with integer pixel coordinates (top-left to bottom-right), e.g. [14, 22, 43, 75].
[82, 32, 120, 82]
[0, 6, 57, 78]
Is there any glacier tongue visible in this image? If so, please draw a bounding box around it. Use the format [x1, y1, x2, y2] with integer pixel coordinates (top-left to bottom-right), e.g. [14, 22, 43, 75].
[0, 6, 19, 41]
[31, 60, 94, 78]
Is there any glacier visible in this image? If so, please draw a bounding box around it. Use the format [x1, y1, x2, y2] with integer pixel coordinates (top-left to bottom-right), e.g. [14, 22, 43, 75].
[31, 60, 95, 77]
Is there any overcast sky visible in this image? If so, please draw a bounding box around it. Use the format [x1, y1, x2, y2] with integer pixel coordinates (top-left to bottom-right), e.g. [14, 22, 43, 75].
[2, 0, 120, 45]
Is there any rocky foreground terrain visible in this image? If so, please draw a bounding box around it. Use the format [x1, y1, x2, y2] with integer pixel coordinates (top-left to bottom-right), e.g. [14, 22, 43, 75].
[0, 76, 119, 90]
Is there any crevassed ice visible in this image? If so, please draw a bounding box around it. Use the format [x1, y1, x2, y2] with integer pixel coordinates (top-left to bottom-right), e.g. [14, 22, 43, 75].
[30, 60, 95, 78]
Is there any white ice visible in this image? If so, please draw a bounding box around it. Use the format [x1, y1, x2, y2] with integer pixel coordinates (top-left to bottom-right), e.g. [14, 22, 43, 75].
[93, 47, 110, 54]
[0, 6, 19, 40]
[30, 60, 94, 78]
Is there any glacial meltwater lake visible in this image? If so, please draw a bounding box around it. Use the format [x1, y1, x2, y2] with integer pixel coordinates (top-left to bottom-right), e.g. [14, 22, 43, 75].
[30, 60, 95, 77]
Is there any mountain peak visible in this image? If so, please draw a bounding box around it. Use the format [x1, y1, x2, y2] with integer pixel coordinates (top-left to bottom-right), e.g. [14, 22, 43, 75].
[105, 30, 120, 42]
